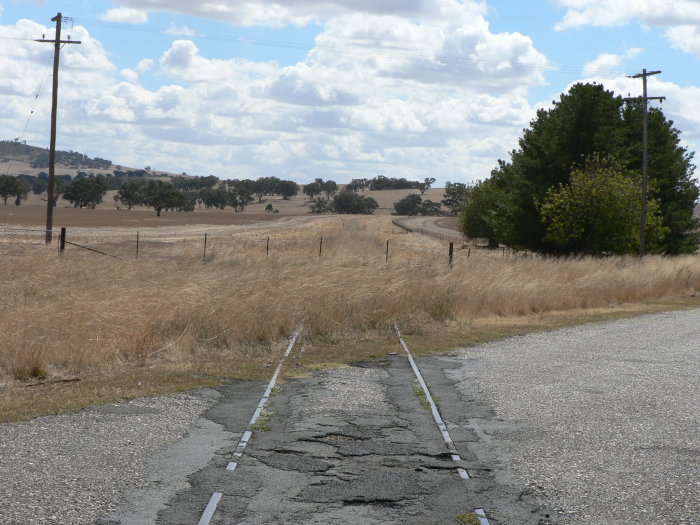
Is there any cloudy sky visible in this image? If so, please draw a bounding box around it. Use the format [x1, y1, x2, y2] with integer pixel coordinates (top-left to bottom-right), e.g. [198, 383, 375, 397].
[1, 0, 698, 185]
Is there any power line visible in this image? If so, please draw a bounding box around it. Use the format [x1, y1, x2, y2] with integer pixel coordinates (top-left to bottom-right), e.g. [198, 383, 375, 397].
[68, 16, 635, 78]
[2, 51, 55, 177]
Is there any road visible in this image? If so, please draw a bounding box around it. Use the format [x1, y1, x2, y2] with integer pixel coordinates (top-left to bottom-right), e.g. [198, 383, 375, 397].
[1, 309, 698, 524]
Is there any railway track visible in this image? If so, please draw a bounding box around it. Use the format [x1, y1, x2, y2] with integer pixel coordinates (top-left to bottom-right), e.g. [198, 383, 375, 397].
[195, 326, 493, 525]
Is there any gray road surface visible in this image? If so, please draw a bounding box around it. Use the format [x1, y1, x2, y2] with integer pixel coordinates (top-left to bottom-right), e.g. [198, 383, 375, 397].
[1, 309, 698, 524]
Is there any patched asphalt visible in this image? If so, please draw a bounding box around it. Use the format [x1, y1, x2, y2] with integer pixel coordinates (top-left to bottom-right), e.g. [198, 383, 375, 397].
[144, 357, 551, 525]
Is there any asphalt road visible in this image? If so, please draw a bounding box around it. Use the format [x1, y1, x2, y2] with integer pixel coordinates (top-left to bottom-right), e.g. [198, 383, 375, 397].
[2, 309, 698, 524]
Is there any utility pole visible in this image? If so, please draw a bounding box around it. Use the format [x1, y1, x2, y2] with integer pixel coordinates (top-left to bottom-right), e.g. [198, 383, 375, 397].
[35, 13, 80, 243]
[624, 69, 665, 256]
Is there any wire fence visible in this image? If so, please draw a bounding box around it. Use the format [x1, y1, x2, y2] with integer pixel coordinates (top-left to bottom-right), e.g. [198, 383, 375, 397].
[0, 223, 513, 267]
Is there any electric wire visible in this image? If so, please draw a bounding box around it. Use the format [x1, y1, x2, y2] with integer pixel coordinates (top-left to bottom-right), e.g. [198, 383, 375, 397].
[2, 50, 54, 176]
[68, 16, 637, 78]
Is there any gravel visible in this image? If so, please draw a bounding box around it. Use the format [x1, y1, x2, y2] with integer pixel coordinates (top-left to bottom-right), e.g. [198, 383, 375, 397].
[0, 389, 221, 525]
[449, 308, 700, 525]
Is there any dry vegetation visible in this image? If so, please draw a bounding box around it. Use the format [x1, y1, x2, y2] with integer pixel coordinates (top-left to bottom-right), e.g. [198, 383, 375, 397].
[2, 214, 700, 422]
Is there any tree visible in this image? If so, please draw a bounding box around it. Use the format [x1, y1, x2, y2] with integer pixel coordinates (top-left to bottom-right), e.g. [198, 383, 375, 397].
[539, 156, 668, 254]
[277, 180, 299, 200]
[114, 180, 144, 210]
[63, 176, 107, 209]
[252, 176, 281, 202]
[394, 194, 423, 215]
[418, 199, 441, 216]
[143, 180, 180, 216]
[226, 182, 254, 212]
[621, 103, 699, 253]
[394, 194, 442, 216]
[303, 181, 322, 201]
[332, 191, 378, 214]
[309, 197, 332, 213]
[199, 187, 228, 209]
[0, 175, 21, 205]
[322, 179, 338, 199]
[346, 178, 369, 192]
[418, 177, 436, 195]
[459, 179, 508, 247]
[462, 82, 699, 253]
[441, 181, 468, 215]
[13, 179, 30, 205]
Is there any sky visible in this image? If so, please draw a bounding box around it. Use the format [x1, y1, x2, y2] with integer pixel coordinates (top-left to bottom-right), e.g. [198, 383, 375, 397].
[1, 0, 699, 185]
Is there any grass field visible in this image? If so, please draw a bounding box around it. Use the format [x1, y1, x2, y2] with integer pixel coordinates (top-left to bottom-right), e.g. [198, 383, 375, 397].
[2, 212, 700, 423]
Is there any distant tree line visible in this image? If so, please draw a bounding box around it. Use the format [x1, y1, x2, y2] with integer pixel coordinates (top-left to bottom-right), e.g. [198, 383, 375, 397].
[31, 151, 112, 170]
[343, 175, 435, 193]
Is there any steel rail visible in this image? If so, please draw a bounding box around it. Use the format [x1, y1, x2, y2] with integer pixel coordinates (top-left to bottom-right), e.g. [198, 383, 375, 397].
[394, 323, 492, 524]
[197, 331, 300, 525]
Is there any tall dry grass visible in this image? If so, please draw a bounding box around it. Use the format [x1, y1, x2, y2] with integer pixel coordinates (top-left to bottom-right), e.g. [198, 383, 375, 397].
[2, 215, 699, 385]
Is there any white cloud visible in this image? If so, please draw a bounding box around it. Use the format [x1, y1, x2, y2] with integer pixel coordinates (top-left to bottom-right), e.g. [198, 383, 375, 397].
[0, 8, 552, 185]
[120, 68, 139, 82]
[582, 47, 642, 77]
[553, 0, 700, 30]
[164, 23, 196, 37]
[666, 25, 700, 58]
[113, 0, 487, 27]
[135, 58, 154, 74]
[100, 7, 148, 24]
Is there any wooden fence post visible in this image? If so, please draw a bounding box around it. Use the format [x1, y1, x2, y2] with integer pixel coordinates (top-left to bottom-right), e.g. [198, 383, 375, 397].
[136, 231, 140, 258]
[59, 227, 66, 254]
[203, 233, 208, 261]
[386, 239, 389, 263]
[448, 242, 454, 268]
[319, 237, 323, 258]
[266, 236, 270, 259]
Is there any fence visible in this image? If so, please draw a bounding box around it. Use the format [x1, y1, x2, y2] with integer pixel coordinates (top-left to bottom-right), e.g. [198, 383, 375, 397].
[1, 222, 513, 267]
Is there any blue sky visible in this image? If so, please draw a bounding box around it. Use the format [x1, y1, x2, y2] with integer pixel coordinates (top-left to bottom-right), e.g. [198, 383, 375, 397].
[1, 0, 698, 185]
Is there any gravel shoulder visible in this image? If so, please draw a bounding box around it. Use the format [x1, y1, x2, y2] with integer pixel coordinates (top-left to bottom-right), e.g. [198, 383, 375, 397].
[0, 389, 228, 525]
[440, 308, 700, 525]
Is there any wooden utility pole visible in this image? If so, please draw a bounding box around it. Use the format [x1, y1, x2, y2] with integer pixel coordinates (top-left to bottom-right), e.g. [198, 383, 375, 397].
[625, 69, 665, 256]
[35, 13, 80, 243]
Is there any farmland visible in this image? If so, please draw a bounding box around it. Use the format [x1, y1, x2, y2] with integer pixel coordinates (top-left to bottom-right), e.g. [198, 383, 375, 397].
[2, 207, 700, 423]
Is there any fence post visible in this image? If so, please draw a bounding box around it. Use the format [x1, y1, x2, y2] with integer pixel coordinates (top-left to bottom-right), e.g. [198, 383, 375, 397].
[448, 242, 454, 269]
[136, 231, 140, 258]
[386, 239, 389, 263]
[203, 233, 208, 261]
[266, 236, 270, 259]
[467, 247, 471, 258]
[59, 227, 66, 254]
[319, 237, 323, 258]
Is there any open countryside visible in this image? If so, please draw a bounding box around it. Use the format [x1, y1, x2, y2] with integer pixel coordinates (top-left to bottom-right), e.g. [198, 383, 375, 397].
[2, 1, 700, 524]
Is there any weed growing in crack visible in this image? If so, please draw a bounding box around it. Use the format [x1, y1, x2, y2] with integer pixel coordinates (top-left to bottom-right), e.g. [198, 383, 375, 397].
[456, 512, 480, 525]
[252, 402, 274, 431]
[413, 380, 430, 410]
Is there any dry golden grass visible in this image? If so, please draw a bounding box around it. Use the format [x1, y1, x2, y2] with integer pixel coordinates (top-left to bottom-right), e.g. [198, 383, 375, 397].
[2, 214, 700, 422]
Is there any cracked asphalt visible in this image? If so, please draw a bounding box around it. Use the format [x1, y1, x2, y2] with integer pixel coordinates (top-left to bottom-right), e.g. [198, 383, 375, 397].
[3, 309, 697, 524]
[127, 356, 551, 525]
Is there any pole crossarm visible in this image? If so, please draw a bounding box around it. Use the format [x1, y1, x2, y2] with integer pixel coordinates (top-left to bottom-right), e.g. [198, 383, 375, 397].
[34, 39, 82, 44]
